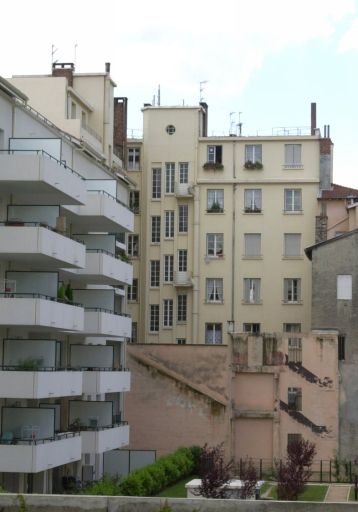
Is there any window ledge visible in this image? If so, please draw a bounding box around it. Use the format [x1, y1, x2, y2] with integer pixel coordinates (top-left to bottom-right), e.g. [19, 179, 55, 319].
[205, 255, 225, 260]
[206, 210, 225, 214]
[282, 301, 303, 305]
[176, 321, 187, 325]
[205, 300, 224, 305]
[164, 237, 174, 241]
[283, 210, 303, 215]
[242, 300, 263, 305]
[162, 326, 173, 330]
[283, 164, 304, 169]
[128, 300, 139, 303]
[242, 256, 263, 260]
[282, 256, 304, 260]
[150, 243, 161, 246]
[151, 198, 161, 202]
[149, 286, 160, 290]
[178, 232, 188, 235]
[243, 210, 263, 215]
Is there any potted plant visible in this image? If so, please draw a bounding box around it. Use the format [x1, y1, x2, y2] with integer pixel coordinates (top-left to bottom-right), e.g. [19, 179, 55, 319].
[208, 202, 223, 213]
[203, 162, 224, 171]
[244, 160, 263, 170]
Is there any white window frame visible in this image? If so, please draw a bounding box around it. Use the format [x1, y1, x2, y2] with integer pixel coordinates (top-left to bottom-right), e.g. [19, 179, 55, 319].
[205, 323, 222, 344]
[179, 162, 189, 184]
[151, 216, 161, 243]
[163, 299, 173, 328]
[177, 294, 187, 322]
[164, 255, 174, 283]
[244, 189, 262, 212]
[207, 233, 224, 257]
[207, 145, 222, 164]
[178, 205, 188, 233]
[165, 211, 174, 239]
[337, 275, 352, 300]
[207, 189, 224, 211]
[243, 278, 261, 303]
[165, 162, 175, 194]
[150, 260, 160, 288]
[127, 147, 140, 170]
[244, 234, 261, 257]
[152, 168, 161, 199]
[206, 278, 223, 303]
[284, 323, 301, 333]
[127, 234, 139, 257]
[127, 278, 138, 301]
[178, 249, 187, 271]
[284, 278, 301, 303]
[149, 305, 159, 332]
[284, 233, 301, 257]
[129, 190, 140, 213]
[243, 323, 260, 334]
[245, 144, 262, 163]
[284, 189, 302, 212]
[284, 144, 302, 168]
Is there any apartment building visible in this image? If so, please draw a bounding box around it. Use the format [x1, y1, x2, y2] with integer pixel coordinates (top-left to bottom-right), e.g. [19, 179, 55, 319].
[0, 76, 133, 493]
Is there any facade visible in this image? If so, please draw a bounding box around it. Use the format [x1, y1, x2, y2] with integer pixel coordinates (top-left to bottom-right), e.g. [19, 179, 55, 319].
[0, 76, 133, 493]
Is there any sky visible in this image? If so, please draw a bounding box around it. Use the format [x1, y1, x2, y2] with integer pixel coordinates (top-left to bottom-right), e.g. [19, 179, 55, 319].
[2, 0, 358, 186]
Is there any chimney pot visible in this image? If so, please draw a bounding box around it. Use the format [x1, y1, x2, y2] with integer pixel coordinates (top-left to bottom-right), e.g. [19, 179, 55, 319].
[311, 102, 317, 136]
[105, 62, 111, 74]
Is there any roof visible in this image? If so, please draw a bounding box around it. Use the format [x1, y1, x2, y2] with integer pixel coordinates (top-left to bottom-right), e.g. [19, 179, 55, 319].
[320, 183, 358, 200]
[305, 228, 358, 260]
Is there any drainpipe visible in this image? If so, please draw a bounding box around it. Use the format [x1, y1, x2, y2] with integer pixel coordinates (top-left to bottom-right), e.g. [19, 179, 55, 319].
[192, 118, 200, 344]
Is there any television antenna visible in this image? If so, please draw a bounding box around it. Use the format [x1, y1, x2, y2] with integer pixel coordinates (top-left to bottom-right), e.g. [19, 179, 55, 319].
[51, 45, 58, 66]
[199, 80, 208, 102]
[229, 112, 236, 134]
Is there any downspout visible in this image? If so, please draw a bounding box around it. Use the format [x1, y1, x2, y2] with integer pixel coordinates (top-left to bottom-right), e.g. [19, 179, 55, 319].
[192, 114, 200, 344]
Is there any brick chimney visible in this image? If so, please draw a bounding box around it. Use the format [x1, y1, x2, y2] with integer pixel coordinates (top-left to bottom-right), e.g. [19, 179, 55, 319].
[52, 63, 74, 87]
[113, 97, 128, 162]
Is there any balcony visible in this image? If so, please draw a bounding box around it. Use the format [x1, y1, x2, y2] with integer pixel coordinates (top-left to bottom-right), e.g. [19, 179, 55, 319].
[0, 150, 86, 205]
[0, 370, 82, 399]
[174, 182, 194, 198]
[81, 424, 129, 453]
[173, 271, 193, 287]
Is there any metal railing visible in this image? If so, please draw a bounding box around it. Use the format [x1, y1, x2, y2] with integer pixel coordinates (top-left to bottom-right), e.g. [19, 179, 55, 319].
[0, 292, 83, 307]
[0, 431, 80, 445]
[84, 307, 130, 317]
[86, 189, 131, 211]
[0, 221, 85, 245]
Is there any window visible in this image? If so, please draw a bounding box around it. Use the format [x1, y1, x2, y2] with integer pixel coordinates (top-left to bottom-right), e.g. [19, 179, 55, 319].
[129, 191, 140, 213]
[244, 189, 262, 212]
[205, 323, 222, 344]
[284, 144, 302, 168]
[288, 387, 302, 411]
[151, 216, 161, 243]
[243, 323, 260, 334]
[166, 125, 175, 135]
[207, 145, 222, 164]
[165, 163, 175, 194]
[165, 211, 174, 238]
[337, 275, 352, 300]
[244, 234, 261, 257]
[130, 322, 138, 343]
[127, 278, 138, 301]
[245, 144, 262, 164]
[288, 338, 302, 363]
[163, 299, 173, 327]
[284, 278, 301, 303]
[178, 249, 187, 271]
[179, 162, 188, 184]
[128, 234, 139, 257]
[127, 148, 140, 170]
[338, 335, 345, 361]
[243, 278, 261, 303]
[152, 168, 161, 199]
[206, 278, 223, 303]
[207, 233, 223, 257]
[284, 323, 301, 333]
[287, 433, 302, 447]
[149, 305, 159, 332]
[207, 189, 224, 211]
[177, 294, 187, 322]
[178, 205, 188, 233]
[284, 234, 301, 257]
[177, 338, 186, 345]
[164, 255, 174, 283]
[284, 189, 302, 212]
[150, 261, 160, 287]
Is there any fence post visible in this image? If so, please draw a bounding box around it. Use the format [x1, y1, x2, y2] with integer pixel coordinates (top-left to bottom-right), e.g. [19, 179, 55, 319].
[320, 460, 323, 483]
[329, 460, 332, 483]
[260, 459, 262, 481]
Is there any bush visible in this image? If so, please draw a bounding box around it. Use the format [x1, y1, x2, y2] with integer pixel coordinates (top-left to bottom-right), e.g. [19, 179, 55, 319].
[82, 475, 121, 495]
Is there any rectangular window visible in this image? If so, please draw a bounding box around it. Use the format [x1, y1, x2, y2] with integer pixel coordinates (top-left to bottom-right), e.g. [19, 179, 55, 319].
[164, 255, 174, 283]
[165, 162, 175, 194]
[150, 260, 160, 287]
[206, 278, 223, 303]
[165, 211, 174, 238]
[177, 294, 187, 322]
[128, 234, 139, 257]
[284, 234, 301, 257]
[288, 387, 302, 411]
[284, 278, 301, 303]
[245, 144, 262, 164]
[338, 335, 345, 361]
[205, 323, 222, 344]
[179, 162, 189, 184]
[163, 299, 173, 327]
[152, 168, 161, 199]
[178, 249, 187, 271]
[127, 148, 140, 170]
[178, 205, 188, 233]
[244, 189, 262, 213]
[243, 278, 261, 303]
[151, 216, 161, 243]
[243, 323, 260, 334]
[244, 234, 261, 257]
[207, 145, 222, 164]
[149, 305, 159, 332]
[207, 189, 224, 212]
[284, 144, 302, 168]
[284, 323, 301, 333]
[287, 433, 302, 447]
[207, 233, 224, 257]
[337, 275, 352, 300]
[131, 322, 138, 343]
[127, 278, 138, 301]
[177, 338, 186, 345]
[288, 338, 302, 363]
[284, 189, 302, 212]
[129, 191, 140, 213]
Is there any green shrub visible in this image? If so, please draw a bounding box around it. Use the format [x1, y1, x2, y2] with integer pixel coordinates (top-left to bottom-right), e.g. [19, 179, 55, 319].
[82, 474, 121, 495]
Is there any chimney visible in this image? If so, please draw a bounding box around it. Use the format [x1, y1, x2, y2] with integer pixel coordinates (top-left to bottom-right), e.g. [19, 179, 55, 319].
[200, 102, 208, 137]
[105, 62, 111, 74]
[52, 62, 74, 87]
[311, 102, 317, 136]
[113, 97, 128, 161]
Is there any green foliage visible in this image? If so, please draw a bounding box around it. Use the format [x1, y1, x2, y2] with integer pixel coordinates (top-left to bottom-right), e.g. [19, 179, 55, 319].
[17, 357, 43, 370]
[17, 495, 27, 512]
[82, 474, 122, 495]
[65, 283, 73, 302]
[57, 283, 66, 300]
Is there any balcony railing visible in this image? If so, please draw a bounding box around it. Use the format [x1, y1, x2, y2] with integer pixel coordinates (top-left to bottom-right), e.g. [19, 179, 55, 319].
[87, 189, 131, 211]
[0, 221, 85, 244]
[84, 307, 130, 317]
[0, 431, 79, 445]
[0, 293, 83, 307]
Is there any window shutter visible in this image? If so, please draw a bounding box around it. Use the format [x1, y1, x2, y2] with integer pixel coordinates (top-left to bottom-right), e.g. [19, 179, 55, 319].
[245, 234, 261, 256]
[337, 275, 352, 300]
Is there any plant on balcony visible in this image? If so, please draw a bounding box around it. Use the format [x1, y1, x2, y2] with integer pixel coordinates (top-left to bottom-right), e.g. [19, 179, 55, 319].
[65, 283, 73, 303]
[118, 250, 130, 263]
[203, 162, 224, 171]
[207, 202, 223, 213]
[244, 160, 263, 170]
[68, 417, 82, 432]
[58, 283, 66, 301]
[17, 357, 43, 370]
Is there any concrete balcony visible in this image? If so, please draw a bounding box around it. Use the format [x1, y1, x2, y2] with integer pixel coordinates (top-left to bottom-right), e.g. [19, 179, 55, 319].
[0, 225, 85, 269]
[0, 370, 83, 399]
[83, 370, 130, 395]
[0, 433, 81, 473]
[83, 309, 131, 338]
[64, 250, 133, 285]
[175, 182, 194, 197]
[81, 424, 129, 454]
[0, 296, 84, 331]
[173, 271, 193, 287]
[0, 152, 86, 205]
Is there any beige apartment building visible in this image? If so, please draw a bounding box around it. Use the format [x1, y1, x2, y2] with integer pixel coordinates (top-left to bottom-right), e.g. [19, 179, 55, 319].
[126, 103, 332, 344]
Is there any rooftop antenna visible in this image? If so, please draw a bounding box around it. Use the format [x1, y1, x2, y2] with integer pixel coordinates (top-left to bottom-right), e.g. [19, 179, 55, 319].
[199, 80, 208, 102]
[51, 44, 58, 66]
[152, 94, 155, 106]
[157, 84, 161, 106]
[237, 112, 243, 136]
[229, 112, 236, 135]
[74, 44, 78, 69]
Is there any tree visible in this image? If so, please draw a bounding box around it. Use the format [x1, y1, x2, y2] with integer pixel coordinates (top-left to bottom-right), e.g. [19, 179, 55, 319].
[276, 438, 316, 500]
[196, 444, 233, 499]
[240, 458, 258, 499]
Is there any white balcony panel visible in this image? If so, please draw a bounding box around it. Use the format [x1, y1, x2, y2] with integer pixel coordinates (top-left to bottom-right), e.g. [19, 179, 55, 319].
[0, 154, 86, 205]
[0, 371, 83, 399]
[62, 192, 134, 232]
[0, 298, 84, 331]
[81, 425, 129, 454]
[84, 310, 131, 338]
[175, 182, 194, 197]
[83, 370, 130, 395]
[0, 434, 81, 473]
[64, 253, 132, 285]
[173, 271, 193, 287]
[0, 226, 85, 268]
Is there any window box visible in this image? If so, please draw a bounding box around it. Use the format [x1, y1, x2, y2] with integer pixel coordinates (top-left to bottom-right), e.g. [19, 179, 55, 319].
[203, 162, 224, 171]
[207, 202, 224, 213]
[244, 207, 261, 213]
[244, 160, 263, 170]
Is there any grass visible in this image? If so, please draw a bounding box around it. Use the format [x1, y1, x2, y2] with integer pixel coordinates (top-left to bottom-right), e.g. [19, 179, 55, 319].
[156, 475, 198, 498]
[349, 485, 357, 501]
[268, 484, 328, 501]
